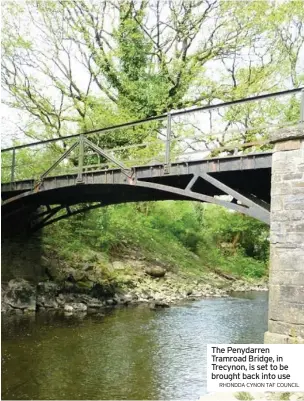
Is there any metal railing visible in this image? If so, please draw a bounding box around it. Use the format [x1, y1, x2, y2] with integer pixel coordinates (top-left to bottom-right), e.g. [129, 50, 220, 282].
[1, 88, 303, 187]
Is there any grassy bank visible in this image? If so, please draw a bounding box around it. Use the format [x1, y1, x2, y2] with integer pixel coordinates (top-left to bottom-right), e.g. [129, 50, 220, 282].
[41, 201, 269, 290]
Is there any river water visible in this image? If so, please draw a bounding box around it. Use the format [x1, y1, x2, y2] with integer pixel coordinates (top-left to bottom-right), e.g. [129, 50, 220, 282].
[2, 291, 268, 400]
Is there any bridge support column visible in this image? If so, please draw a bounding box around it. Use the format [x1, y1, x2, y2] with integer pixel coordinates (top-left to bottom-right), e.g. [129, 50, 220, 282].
[265, 125, 304, 344]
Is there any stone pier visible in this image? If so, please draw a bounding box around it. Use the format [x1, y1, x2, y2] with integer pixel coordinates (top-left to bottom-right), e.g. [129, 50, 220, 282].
[265, 125, 304, 344]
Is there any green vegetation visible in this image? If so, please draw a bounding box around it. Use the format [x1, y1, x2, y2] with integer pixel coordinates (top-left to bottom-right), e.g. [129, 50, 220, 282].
[2, 0, 303, 141]
[2, 0, 302, 286]
[2, 1, 303, 175]
[43, 201, 269, 281]
[199, 205, 269, 278]
[234, 392, 255, 401]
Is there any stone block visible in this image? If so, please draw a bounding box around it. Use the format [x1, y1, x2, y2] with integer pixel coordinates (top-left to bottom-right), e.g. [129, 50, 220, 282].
[268, 299, 304, 325]
[275, 140, 302, 151]
[269, 247, 304, 272]
[271, 271, 304, 286]
[292, 187, 304, 195]
[270, 232, 286, 244]
[275, 242, 301, 248]
[271, 182, 291, 196]
[283, 173, 303, 181]
[271, 173, 283, 183]
[272, 161, 298, 174]
[284, 202, 304, 210]
[268, 283, 304, 305]
[271, 211, 289, 222]
[268, 319, 304, 339]
[293, 181, 304, 188]
[272, 151, 289, 163]
[280, 284, 304, 302]
[287, 222, 304, 232]
[285, 233, 304, 244]
[272, 210, 304, 222]
[287, 210, 304, 220]
[270, 125, 304, 143]
[270, 221, 285, 233]
[270, 196, 283, 212]
[264, 331, 304, 344]
[283, 194, 304, 203]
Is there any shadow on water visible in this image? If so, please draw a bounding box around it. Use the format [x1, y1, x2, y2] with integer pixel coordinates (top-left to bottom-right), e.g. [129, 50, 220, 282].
[1, 292, 268, 400]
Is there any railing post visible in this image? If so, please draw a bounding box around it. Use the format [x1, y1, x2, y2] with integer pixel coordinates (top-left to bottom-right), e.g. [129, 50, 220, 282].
[300, 89, 304, 124]
[10, 148, 16, 188]
[165, 112, 171, 173]
[76, 134, 84, 183]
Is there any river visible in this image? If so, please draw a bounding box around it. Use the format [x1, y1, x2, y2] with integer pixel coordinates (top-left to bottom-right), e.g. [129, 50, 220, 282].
[1, 291, 268, 400]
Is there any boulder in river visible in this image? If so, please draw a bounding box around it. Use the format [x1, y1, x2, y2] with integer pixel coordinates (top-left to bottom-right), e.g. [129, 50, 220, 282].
[145, 266, 166, 278]
[4, 279, 36, 312]
[120, 294, 133, 304]
[37, 281, 60, 309]
[149, 301, 170, 310]
[64, 303, 87, 312]
[91, 282, 116, 298]
[84, 297, 104, 309]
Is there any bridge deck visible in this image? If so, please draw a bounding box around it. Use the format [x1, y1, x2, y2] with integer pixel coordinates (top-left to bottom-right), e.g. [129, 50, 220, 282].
[1, 152, 272, 232]
[2, 152, 272, 198]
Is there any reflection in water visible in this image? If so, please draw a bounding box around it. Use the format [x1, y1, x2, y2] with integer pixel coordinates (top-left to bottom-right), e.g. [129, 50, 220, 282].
[2, 292, 268, 400]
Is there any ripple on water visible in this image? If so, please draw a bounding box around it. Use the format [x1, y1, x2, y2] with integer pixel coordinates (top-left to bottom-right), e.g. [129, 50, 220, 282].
[1, 291, 268, 400]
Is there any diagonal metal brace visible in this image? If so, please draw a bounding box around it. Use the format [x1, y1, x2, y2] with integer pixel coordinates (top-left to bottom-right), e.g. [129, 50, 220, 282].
[136, 177, 270, 225]
[200, 173, 267, 210]
[233, 191, 270, 211]
[38, 140, 79, 183]
[31, 202, 103, 231]
[31, 205, 64, 228]
[186, 174, 199, 191]
[200, 172, 270, 224]
[83, 137, 133, 178]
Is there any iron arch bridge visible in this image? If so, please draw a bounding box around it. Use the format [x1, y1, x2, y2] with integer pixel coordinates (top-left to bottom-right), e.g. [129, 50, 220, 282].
[2, 88, 303, 234]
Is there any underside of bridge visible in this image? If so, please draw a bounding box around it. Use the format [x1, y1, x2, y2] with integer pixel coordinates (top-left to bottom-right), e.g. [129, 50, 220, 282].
[2, 153, 272, 236]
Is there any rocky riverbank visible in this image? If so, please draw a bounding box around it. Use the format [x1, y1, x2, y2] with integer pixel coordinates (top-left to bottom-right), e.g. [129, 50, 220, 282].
[1, 256, 267, 314]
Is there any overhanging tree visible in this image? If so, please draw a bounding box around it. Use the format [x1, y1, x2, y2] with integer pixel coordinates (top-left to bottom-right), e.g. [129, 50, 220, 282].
[1, 0, 303, 160]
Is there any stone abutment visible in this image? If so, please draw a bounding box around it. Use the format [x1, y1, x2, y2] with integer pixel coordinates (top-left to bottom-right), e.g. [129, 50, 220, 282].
[265, 125, 304, 343]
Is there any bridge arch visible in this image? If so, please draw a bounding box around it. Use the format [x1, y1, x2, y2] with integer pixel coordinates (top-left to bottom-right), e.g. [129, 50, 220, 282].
[2, 169, 270, 234]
